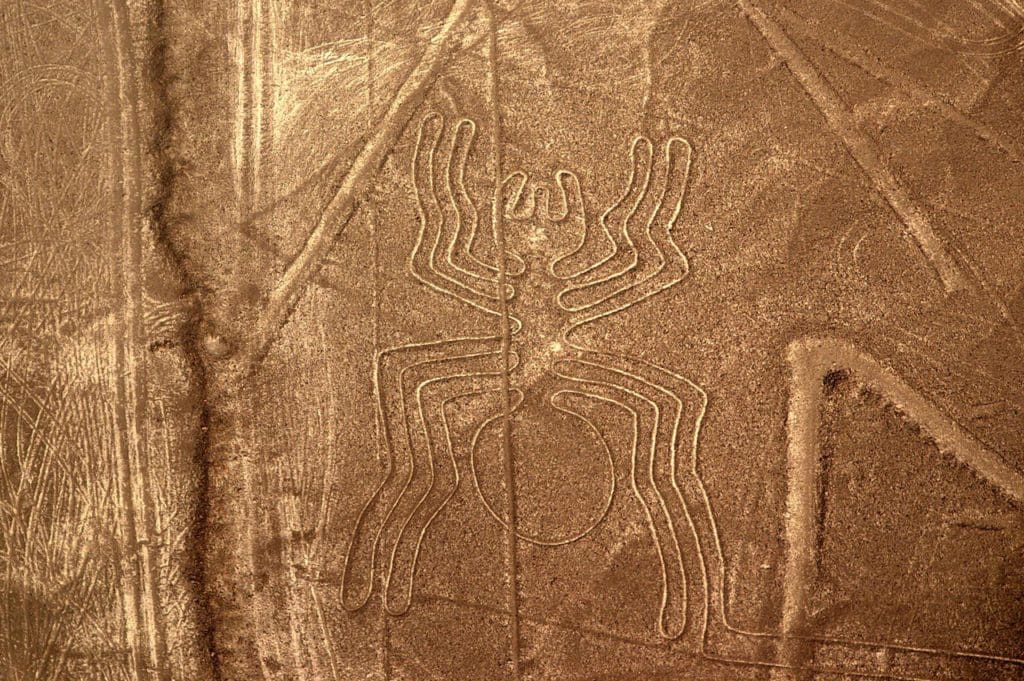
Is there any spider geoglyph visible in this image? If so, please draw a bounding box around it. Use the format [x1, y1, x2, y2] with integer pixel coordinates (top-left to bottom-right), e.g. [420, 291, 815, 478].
[340, 112, 721, 641]
[336, 112, 1024, 677]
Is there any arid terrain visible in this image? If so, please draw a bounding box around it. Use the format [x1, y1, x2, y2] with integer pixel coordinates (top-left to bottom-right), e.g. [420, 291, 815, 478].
[1, 0, 1023, 679]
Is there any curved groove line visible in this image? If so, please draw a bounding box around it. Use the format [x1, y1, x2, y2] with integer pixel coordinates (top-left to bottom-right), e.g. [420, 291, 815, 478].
[559, 137, 691, 310]
[382, 353, 506, 614]
[341, 336, 502, 611]
[550, 366, 689, 640]
[557, 136, 655, 294]
[413, 115, 505, 303]
[467, 390, 616, 547]
[383, 377, 504, 614]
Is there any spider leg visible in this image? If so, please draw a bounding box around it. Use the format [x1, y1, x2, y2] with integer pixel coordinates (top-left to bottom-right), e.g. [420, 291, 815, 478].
[578, 349, 728, 633]
[558, 136, 692, 325]
[546, 170, 615, 280]
[438, 116, 504, 282]
[341, 335, 502, 611]
[382, 355, 508, 616]
[555, 136, 654, 287]
[552, 353, 697, 642]
[410, 114, 512, 314]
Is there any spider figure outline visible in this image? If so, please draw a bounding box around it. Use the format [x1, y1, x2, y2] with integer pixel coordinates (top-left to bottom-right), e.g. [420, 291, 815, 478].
[341, 112, 723, 642]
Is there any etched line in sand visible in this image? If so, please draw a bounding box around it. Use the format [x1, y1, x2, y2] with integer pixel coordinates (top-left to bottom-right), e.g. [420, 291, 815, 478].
[362, 2, 387, 677]
[95, 0, 169, 677]
[778, 4, 1024, 163]
[780, 336, 1024, 669]
[341, 335, 505, 613]
[468, 387, 616, 547]
[483, 2, 523, 672]
[738, 0, 969, 293]
[828, 0, 1024, 56]
[409, 115, 510, 318]
[251, 0, 477, 363]
[342, 110, 710, 647]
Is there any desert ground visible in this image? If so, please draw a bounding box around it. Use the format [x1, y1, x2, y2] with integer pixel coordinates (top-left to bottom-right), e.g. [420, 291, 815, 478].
[1, 0, 1023, 679]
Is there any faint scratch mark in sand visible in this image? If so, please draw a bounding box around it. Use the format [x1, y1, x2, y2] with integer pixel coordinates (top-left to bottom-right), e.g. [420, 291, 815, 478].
[95, 0, 169, 677]
[738, 0, 969, 293]
[778, 4, 1024, 163]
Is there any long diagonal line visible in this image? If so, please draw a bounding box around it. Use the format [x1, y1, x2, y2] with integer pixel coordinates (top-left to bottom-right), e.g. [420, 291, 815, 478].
[251, 0, 477, 364]
[738, 0, 968, 293]
[777, 4, 1024, 162]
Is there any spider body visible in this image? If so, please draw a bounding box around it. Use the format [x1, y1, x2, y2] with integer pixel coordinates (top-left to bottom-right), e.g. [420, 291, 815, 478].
[342, 113, 722, 643]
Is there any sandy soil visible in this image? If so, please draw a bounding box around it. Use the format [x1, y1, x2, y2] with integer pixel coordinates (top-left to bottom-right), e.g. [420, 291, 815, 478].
[1, 0, 1023, 679]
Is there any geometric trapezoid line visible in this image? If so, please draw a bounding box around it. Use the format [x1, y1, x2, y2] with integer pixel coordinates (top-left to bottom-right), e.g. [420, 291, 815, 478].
[782, 335, 1024, 670]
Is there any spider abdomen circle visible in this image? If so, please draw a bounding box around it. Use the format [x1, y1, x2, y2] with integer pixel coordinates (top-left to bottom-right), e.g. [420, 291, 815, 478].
[471, 395, 615, 546]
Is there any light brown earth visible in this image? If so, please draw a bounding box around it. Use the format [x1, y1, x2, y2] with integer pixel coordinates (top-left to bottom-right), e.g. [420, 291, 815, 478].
[1, 1, 1023, 679]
